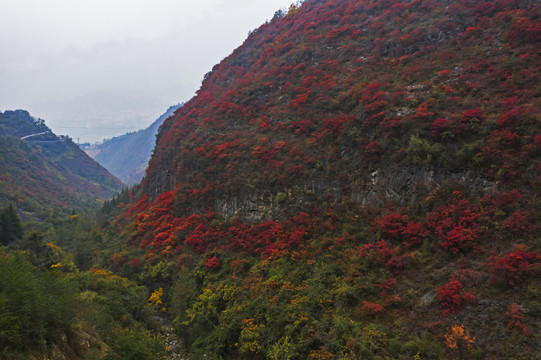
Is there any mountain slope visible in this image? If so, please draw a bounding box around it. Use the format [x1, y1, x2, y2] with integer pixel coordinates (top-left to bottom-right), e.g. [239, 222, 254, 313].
[0, 110, 124, 219]
[110, 1, 540, 358]
[90, 104, 182, 186]
[146, 0, 540, 216]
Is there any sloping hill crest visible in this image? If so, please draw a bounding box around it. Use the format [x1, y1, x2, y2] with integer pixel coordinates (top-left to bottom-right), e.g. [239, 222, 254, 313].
[0, 110, 124, 219]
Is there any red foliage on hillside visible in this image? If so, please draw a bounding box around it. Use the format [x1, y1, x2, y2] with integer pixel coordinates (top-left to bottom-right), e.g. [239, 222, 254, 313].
[109, 0, 541, 358]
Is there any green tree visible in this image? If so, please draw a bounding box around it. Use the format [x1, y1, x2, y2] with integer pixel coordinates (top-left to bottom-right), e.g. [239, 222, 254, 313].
[103, 327, 166, 360]
[0, 205, 23, 245]
[0, 252, 78, 354]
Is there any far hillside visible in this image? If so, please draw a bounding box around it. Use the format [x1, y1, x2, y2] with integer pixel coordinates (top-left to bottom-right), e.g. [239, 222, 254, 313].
[0, 110, 124, 220]
[86, 104, 182, 186]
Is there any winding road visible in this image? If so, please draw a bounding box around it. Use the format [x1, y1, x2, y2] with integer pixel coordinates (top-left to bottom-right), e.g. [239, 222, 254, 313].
[20, 131, 50, 140]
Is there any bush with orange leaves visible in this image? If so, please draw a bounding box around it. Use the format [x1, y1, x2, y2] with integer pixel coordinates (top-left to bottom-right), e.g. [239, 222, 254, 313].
[362, 301, 385, 314]
[444, 324, 475, 355]
[308, 347, 335, 360]
[238, 318, 265, 355]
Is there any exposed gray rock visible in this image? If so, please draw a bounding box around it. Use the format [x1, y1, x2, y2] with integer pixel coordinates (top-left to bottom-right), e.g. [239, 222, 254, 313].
[421, 291, 436, 306]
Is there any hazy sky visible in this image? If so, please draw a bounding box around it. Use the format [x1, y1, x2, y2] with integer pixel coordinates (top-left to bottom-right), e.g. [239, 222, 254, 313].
[0, 0, 295, 142]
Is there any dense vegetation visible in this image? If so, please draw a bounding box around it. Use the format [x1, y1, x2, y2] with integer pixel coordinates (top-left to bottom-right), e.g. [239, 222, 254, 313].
[0, 111, 153, 358]
[2, 0, 541, 359]
[103, 0, 540, 358]
[0, 205, 167, 360]
[91, 104, 182, 186]
[0, 110, 124, 220]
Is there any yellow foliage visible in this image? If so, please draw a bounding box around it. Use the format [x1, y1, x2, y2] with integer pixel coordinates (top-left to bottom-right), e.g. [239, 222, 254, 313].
[44, 242, 78, 272]
[360, 325, 388, 352]
[90, 268, 114, 277]
[309, 347, 334, 360]
[148, 288, 164, 307]
[238, 318, 265, 354]
[288, 3, 300, 16]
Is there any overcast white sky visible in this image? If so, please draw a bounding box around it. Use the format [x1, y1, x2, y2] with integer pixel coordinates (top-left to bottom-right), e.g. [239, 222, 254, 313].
[0, 0, 294, 142]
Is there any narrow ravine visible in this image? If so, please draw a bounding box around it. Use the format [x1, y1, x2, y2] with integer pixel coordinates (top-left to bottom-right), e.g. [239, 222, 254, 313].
[154, 315, 189, 360]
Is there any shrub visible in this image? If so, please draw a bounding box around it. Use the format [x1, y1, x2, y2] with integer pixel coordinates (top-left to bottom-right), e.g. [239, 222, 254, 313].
[358, 239, 403, 274]
[506, 304, 528, 334]
[0, 252, 78, 353]
[441, 225, 479, 254]
[489, 245, 541, 286]
[444, 324, 475, 354]
[276, 192, 287, 204]
[406, 135, 441, 165]
[437, 280, 476, 316]
[458, 108, 484, 132]
[204, 255, 221, 270]
[425, 193, 483, 254]
[502, 211, 535, 235]
[267, 336, 297, 360]
[104, 327, 166, 360]
[430, 118, 451, 138]
[362, 301, 385, 314]
[374, 212, 426, 248]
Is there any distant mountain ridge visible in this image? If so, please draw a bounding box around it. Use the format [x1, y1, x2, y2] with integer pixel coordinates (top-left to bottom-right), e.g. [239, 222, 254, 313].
[87, 103, 182, 186]
[0, 110, 124, 220]
[31, 88, 186, 143]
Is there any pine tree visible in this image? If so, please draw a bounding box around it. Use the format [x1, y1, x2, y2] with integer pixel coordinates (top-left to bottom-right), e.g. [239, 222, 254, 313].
[0, 205, 23, 245]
